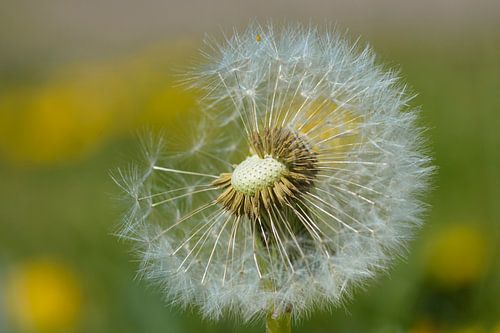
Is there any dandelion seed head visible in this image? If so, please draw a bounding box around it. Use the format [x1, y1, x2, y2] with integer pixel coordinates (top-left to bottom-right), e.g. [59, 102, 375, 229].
[116, 23, 433, 321]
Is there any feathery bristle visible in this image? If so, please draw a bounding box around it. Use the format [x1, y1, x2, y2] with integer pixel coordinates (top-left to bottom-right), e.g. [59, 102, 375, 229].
[115, 22, 433, 321]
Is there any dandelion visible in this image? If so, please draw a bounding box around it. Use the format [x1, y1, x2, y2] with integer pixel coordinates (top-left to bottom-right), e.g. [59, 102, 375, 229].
[115, 23, 432, 331]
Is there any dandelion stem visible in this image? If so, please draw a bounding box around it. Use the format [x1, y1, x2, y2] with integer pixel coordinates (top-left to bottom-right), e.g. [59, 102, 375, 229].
[266, 309, 291, 333]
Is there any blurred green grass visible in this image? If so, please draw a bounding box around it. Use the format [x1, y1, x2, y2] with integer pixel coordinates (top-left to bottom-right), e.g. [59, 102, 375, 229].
[0, 32, 499, 333]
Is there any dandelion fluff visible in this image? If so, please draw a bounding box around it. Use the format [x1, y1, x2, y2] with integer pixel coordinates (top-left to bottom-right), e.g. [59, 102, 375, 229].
[115, 23, 433, 322]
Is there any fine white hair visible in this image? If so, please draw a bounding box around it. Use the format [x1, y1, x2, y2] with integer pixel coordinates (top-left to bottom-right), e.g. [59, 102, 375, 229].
[115, 23, 433, 322]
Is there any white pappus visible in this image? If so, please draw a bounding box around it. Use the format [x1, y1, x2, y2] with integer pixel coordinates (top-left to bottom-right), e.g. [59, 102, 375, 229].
[115, 23, 433, 322]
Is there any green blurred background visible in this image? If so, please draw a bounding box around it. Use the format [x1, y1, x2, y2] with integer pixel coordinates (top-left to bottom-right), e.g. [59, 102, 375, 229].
[1, 1, 499, 332]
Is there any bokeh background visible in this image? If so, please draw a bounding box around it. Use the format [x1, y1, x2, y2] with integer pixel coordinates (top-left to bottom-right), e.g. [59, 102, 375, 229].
[1, 1, 499, 332]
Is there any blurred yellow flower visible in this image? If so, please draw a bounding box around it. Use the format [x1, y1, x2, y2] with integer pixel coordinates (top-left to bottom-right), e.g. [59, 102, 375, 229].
[0, 80, 116, 165]
[5, 260, 82, 332]
[0, 42, 198, 167]
[424, 224, 489, 288]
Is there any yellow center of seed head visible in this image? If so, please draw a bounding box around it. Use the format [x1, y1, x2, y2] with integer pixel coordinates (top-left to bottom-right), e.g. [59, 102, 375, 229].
[231, 155, 287, 195]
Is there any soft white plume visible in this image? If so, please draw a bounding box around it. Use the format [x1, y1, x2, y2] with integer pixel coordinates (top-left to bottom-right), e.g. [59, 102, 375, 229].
[115, 23, 433, 321]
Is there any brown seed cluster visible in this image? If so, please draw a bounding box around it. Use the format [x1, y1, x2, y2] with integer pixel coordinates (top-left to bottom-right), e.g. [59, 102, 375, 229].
[212, 126, 318, 219]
